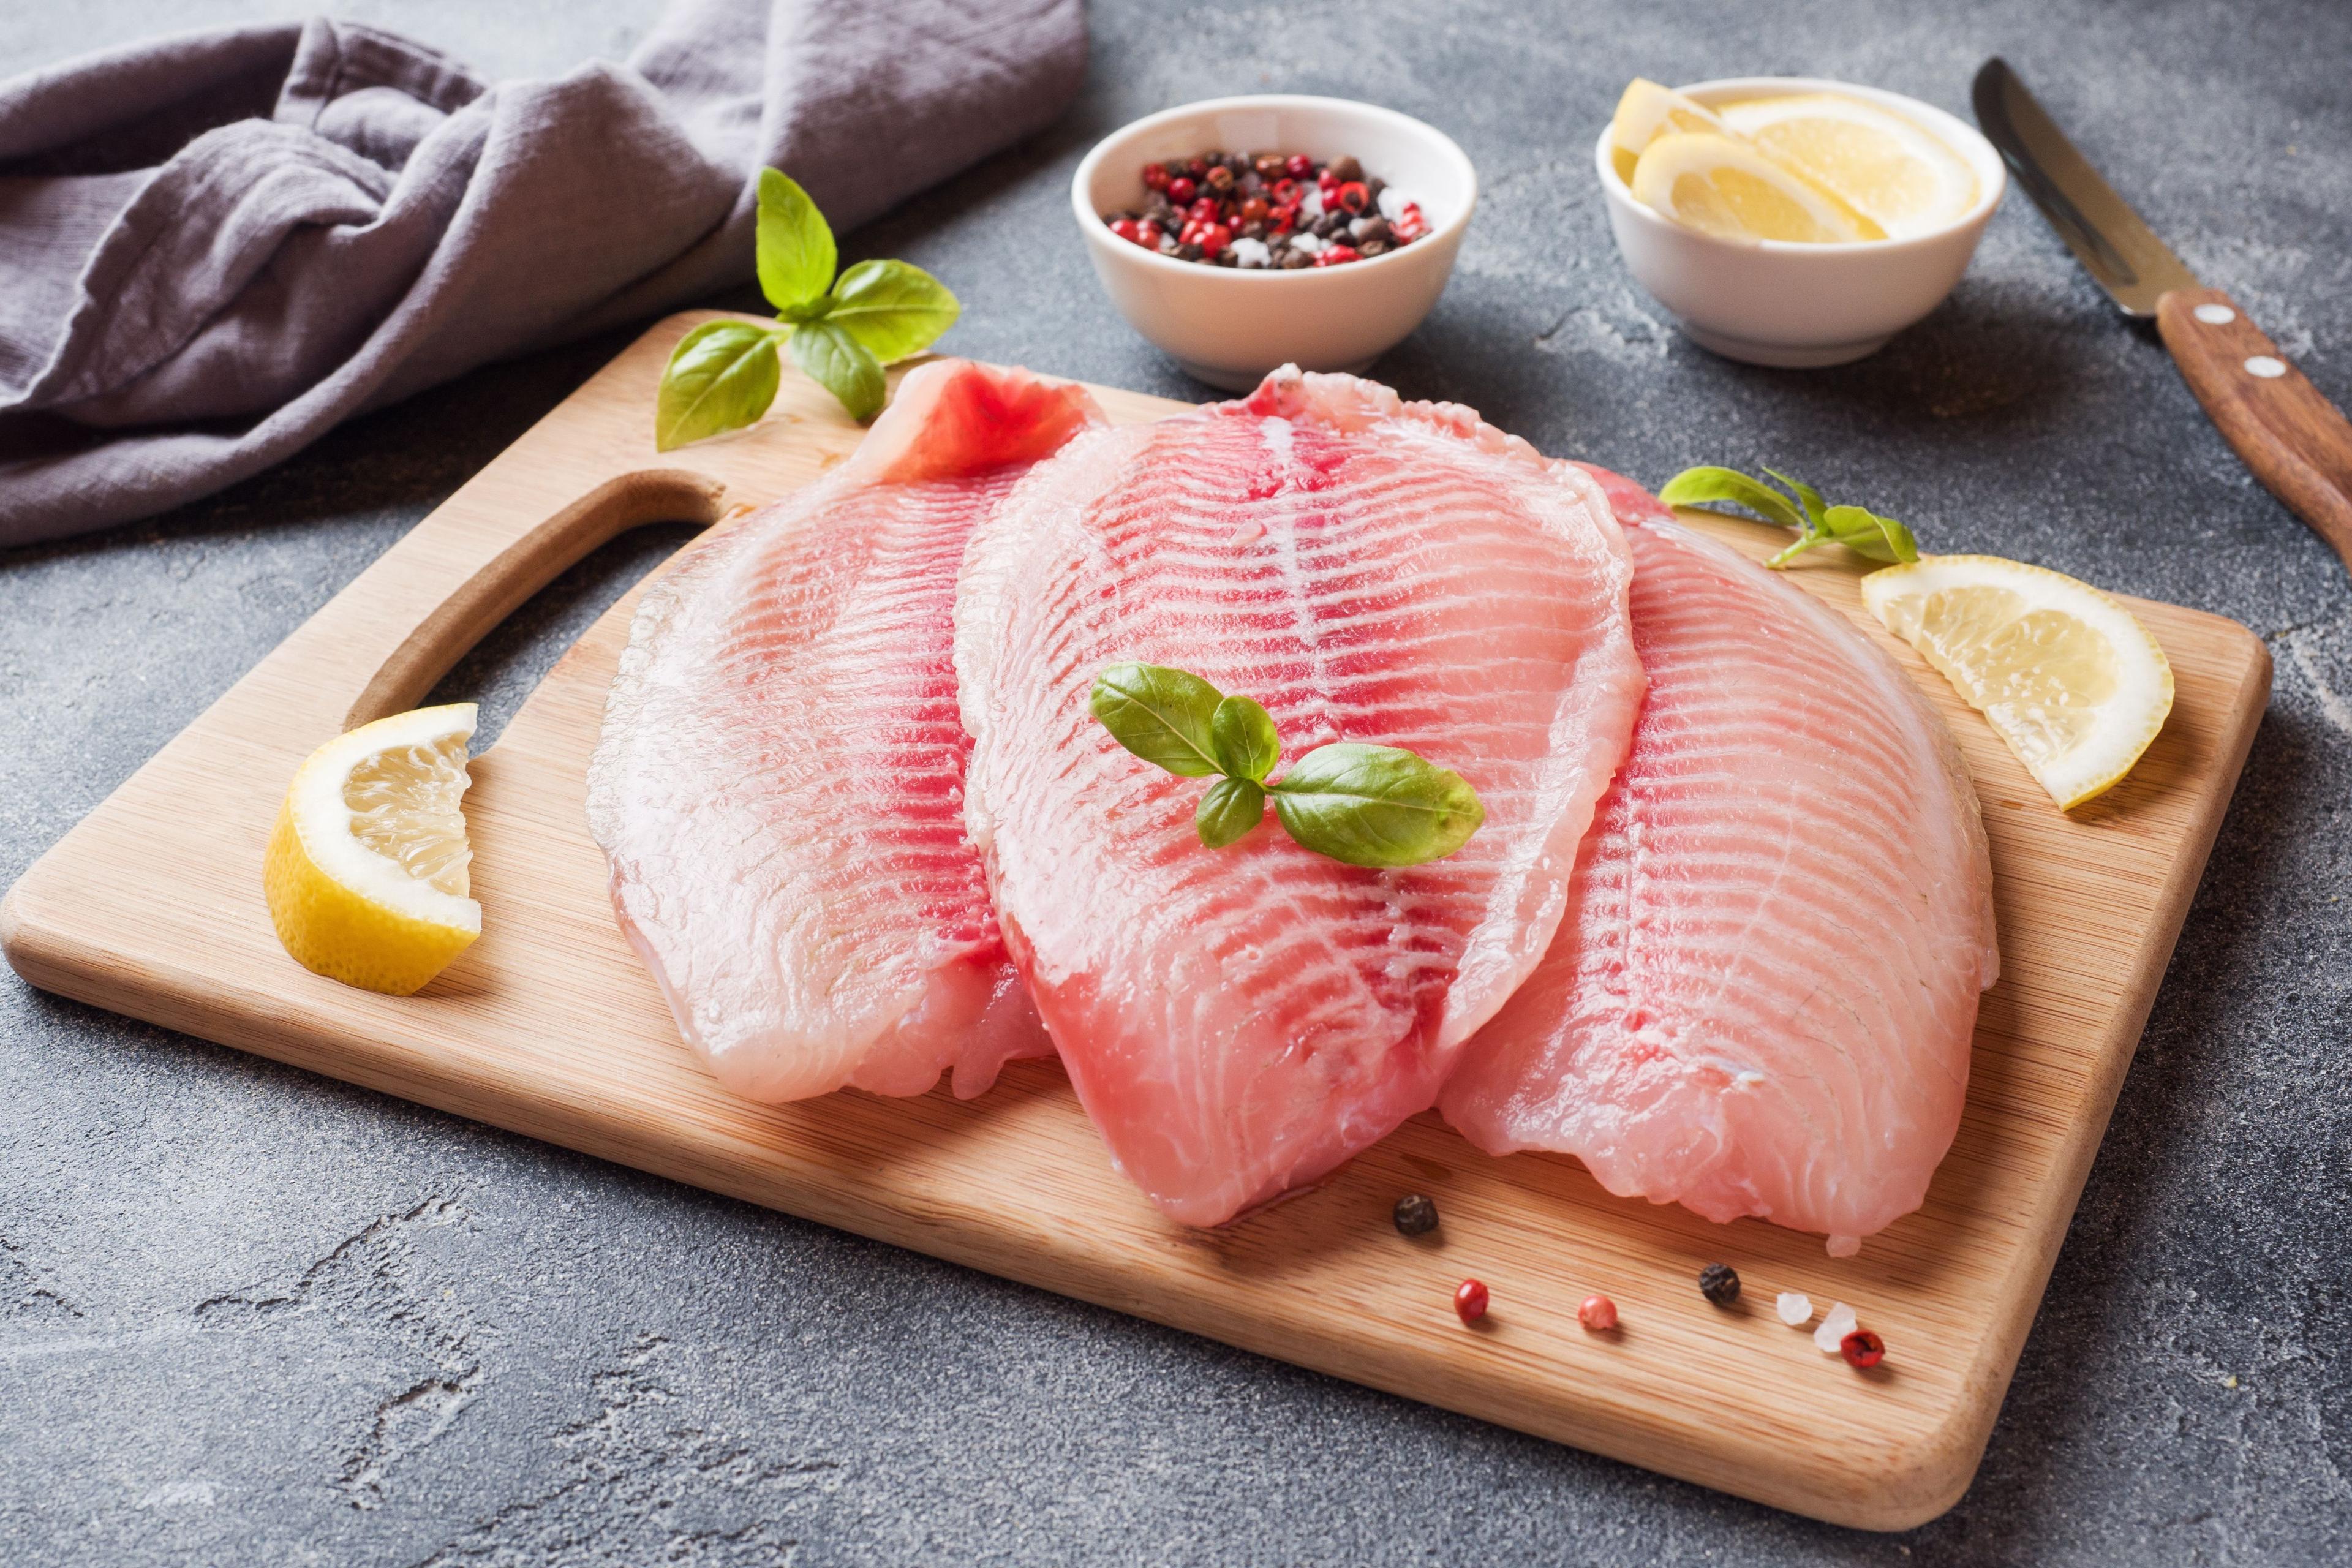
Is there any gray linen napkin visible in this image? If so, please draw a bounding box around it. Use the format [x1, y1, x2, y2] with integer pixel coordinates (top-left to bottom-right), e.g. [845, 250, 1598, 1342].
[0, 1, 1087, 546]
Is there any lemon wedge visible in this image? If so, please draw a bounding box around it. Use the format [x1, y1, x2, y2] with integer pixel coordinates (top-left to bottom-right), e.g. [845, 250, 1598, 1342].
[1716, 93, 1978, 239]
[1630, 132, 1886, 244]
[1608, 78, 1733, 185]
[1860, 557, 2173, 810]
[265, 703, 481, 994]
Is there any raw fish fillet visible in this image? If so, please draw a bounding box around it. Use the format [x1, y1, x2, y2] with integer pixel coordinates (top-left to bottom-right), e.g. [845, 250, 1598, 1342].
[956, 368, 1645, 1225]
[589, 358, 1103, 1102]
[1441, 467, 1998, 1252]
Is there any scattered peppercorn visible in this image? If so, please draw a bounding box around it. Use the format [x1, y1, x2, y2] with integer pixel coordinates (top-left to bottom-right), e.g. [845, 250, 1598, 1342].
[1698, 1262, 1741, 1307]
[1840, 1329, 1886, 1368]
[1392, 1193, 1440, 1237]
[1102, 148, 1429, 269]
[1454, 1278, 1489, 1324]
[1578, 1294, 1618, 1331]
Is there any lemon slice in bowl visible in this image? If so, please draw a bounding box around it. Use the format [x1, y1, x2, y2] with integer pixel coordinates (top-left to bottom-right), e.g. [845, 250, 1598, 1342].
[1860, 557, 2173, 810]
[265, 703, 481, 994]
[1608, 78, 1733, 184]
[1715, 93, 1978, 239]
[1630, 132, 1886, 244]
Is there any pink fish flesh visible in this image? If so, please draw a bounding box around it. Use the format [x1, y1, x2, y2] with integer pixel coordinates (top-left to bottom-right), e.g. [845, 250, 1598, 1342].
[955, 368, 1646, 1225]
[588, 358, 1104, 1101]
[1439, 467, 1999, 1252]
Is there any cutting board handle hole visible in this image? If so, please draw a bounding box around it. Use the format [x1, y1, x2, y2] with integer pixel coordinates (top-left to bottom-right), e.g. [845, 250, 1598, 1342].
[345, 469, 728, 733]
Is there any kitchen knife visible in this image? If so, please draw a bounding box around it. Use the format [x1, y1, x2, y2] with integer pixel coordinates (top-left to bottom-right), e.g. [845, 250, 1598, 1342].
[1972, 57, 2352, 572]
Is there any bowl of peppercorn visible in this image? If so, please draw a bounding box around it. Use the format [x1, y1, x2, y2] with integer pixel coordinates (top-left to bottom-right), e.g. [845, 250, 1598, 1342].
[1073, 95, 1477, 390]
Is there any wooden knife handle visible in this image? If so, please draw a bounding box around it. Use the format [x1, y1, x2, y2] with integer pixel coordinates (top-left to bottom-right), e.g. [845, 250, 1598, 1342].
[2157, 286, 2352, 572]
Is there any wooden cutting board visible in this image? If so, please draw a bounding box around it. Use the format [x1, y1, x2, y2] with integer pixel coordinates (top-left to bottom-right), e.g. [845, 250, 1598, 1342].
[2, 312, 2271, 1531]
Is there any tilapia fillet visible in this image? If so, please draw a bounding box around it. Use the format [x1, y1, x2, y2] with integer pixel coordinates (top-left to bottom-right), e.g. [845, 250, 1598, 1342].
[588, 359, 1102, 1102]
[1441, 468, 1998, 1251]
[956, 368, 1645, 1226]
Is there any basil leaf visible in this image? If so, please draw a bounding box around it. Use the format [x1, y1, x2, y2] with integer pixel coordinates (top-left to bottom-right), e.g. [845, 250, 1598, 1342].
[1658, 467, 1806, 533]
[1762, 467, 1828, 529]
[827, 259, 962, 364]
[654, 320, 782, 451]
[789, 320, 887, 422]
[1090, 663, 1224, 777]
[1195, 777, 1267, 848]
[1209, 695, 1280, 782]
[1270, 742, 1485, 869]
[756, 168, 836, 312]
[778, 295, 835, 325]
[1821, 505, 1919, 564]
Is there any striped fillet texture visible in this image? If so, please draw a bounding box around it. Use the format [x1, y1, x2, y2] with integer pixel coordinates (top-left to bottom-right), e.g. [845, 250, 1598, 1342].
[587, 361, 1101, 1103]
[1443, 475, 1997, 1251]
[957, 369, 1643, 1226]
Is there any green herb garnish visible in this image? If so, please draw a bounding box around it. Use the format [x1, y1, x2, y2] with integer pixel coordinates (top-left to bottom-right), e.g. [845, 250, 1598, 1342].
[1658, 466, 1919, 569]
[1090, 663, 1485, 868]
[655, 170, 961, 447]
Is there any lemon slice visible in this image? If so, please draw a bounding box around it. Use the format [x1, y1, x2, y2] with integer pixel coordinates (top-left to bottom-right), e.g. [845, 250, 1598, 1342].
[1716, 94, 1978, 239]
[1860, 557, 2173, 810]
[265, 703, 481, 994]
[1630, 132, 1886, 244]
[1608, 78, 1733, 185]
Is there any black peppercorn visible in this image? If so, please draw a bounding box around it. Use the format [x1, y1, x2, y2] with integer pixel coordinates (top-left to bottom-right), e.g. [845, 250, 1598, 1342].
[1328, 154, 1363, 182]
[1354, 216, 1392, 246]
[1175, 241, 1204, 262]
[1278, 249, 1312, 270]
[1365, 175, 1387, 205]
[1698, 1262, 1741, 1306]
[1240, 220, 1268, 241]
[1316, 212, 1349, 239]
[1393, 1193, 1440, 1236]
[1359, 238, 1390, 257]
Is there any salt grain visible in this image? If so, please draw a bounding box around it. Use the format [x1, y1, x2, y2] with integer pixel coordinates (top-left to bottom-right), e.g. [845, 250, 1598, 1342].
[1229, 236, 1272, 269]
[1378, 185, 1409, 221]
[1776, 1292, 1813, 1327]
[1813, 1301, 1858, 1353]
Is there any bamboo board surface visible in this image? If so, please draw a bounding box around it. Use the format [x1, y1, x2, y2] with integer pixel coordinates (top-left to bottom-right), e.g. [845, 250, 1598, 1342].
[1, 312, 2272, 1530]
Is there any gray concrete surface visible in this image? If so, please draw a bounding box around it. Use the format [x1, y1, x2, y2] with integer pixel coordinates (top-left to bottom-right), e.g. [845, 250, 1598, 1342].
[5, 1, 2349, 1562]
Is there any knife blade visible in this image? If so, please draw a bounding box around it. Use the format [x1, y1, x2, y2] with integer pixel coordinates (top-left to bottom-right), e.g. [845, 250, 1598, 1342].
[1970, 58, 2196, 317]
[1972, 57, 2352, 573]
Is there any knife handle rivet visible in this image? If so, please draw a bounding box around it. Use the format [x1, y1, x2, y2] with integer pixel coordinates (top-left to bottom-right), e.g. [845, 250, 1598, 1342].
[2244, 355, 2288, 380]
[2193, 303, 2237, 325]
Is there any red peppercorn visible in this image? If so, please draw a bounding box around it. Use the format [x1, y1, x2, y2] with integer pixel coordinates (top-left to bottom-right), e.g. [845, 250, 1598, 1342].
[1197, 223, 1232, 259]
[1840, 1330, 1886, 1368]
[1142, 162, 1170, 192]
[1166, 176, 1197, 205]
[1578, 1294, 1618, 1331]
[1268, 204, 1297, 233]
[1188, 197, 1219, 225]
[1186, 156, 1210, 179]
[1270, 178, 1300, 206]
[1109, 218, 1142, 246]
[1286, 152, 1314, 179]
[1336, 180, 1370, 215]
[1239, 197, 1270, 224]
[1313, 244, 1362, 267]
[1453, 1278, 1489, 1324]
[1392, 202, 1428, 242]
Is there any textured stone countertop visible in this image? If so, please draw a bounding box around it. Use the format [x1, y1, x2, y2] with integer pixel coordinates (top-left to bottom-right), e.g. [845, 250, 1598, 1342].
[5, 2, 2347, 1563]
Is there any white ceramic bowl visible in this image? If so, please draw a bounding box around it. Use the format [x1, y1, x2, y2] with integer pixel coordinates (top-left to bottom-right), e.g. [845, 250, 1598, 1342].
[1596, 77, 2007, 367]
[1072, 96, 1477, 390]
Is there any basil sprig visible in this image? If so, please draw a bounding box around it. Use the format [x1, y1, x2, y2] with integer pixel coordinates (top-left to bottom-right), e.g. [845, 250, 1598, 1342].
[655, 170, 961, 447]
[1658, 466, 1919, 568]
[1089, 663, 1485, 868]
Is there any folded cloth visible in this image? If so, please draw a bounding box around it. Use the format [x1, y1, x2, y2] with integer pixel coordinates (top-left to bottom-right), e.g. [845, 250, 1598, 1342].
[0, 1, 1087, 546]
